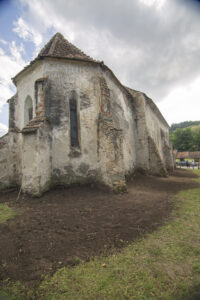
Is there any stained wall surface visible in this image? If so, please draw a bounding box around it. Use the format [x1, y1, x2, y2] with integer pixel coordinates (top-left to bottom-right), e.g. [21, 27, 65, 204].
[0, 57, 173, 194]
[42, 59, 137, 190]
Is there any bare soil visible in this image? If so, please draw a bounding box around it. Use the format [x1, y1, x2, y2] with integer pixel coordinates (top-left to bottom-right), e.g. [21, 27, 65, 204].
[0, 169, 198, 288]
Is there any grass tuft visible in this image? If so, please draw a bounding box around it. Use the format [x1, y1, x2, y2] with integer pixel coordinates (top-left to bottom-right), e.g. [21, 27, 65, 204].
[0, 203, 17, 223]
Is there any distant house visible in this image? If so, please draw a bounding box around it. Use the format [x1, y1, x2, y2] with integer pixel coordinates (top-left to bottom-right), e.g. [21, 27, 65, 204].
[0, 33, 173, 195]
[176, 152, 190, 160]
[176, 151, 200, 161]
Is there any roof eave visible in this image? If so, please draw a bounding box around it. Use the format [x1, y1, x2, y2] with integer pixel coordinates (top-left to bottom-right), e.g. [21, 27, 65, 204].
[12, 57, 41, 86]
[12, 55, 100, 86]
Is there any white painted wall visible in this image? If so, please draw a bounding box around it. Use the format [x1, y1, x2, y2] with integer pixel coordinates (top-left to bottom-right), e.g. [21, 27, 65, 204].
[15, 62, 44, 130]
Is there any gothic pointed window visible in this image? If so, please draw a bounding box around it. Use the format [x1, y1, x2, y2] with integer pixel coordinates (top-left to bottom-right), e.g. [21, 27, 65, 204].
[69, 92, 79, 148]
[24, 96, 33, 125]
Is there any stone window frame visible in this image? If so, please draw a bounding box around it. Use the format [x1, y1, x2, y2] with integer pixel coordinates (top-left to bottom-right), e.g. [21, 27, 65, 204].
[34, 78, 45, 109]
[69, 91, 81, 155]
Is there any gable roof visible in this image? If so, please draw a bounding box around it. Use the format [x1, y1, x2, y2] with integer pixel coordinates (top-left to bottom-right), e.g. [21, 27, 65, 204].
[38, 32, 96, 62]
[13, 32, 97, 84]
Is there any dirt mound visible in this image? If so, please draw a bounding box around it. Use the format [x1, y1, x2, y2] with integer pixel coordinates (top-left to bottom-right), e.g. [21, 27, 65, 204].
[0, 169, 198, 287]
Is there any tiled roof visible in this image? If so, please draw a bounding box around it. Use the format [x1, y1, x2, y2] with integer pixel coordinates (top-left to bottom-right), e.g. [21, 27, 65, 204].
[38, 32, 96, 62]
[191, 151, 200, 158]
[176, 151, 200, 159]
[176, 152, 190, 159]
[21, 116, 47, 134]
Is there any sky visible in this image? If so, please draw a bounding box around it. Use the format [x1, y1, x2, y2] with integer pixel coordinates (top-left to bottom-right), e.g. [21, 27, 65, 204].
[0, 0, 200, 136]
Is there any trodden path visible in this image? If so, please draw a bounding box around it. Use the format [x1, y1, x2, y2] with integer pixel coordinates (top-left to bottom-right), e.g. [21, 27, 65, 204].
[0, 169, 199, 288]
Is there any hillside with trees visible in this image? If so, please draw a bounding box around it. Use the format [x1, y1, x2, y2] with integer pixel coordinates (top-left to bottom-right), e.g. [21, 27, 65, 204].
[170, 121, 200, 151]
[169, 121, 200, 133]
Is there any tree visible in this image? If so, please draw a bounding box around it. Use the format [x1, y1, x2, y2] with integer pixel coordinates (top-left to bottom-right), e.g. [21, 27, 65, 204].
[170, 120, 200, 133]
[170, 128, 193, 151]
[193, 128, 200, 151]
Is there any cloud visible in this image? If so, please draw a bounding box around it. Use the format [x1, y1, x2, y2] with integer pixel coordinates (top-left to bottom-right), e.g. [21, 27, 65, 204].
[17, 0, 200, 103]
[158, 76, 200, 125]
[0, 122, 8, 137]
[140, 0, 166, 10]
[13, 17, 43, 55]
[0, 41, 26, 111]
[0, 39, 7, 45]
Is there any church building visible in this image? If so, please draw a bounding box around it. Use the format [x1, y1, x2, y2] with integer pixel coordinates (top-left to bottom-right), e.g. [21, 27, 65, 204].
[0, 33, 173, 195]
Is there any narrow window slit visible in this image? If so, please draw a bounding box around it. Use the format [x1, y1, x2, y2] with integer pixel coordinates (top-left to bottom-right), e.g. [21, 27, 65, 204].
[70, 98, 79, 148]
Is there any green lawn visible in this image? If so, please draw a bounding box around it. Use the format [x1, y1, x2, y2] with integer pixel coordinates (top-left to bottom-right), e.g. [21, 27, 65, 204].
[0, 203, 17, 223]
[1, 171, 200, 300]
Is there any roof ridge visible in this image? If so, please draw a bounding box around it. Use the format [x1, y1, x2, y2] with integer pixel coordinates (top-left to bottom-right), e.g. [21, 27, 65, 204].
[37, 32, 97, 62]
[48, 33, 60, 55]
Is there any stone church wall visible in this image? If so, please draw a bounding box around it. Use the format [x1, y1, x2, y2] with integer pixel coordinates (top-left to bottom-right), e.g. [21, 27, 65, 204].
[0, 134, 9, 187]
[14, 61, 44, 130]
[22, 125, 51, 195]
[128, 89, 173, 175]
[144, 98, 173, 172]
[0, 56, 173, 195]
[101, 69, 137, 178]
[41, 59, 137, 191]
[0, 132, 20, 189]
[43, 59, 102, 188]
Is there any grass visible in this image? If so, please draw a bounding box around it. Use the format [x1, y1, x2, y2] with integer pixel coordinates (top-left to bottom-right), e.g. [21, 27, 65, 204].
[0, 203, 17, 223]
[1, 171, 200, 299]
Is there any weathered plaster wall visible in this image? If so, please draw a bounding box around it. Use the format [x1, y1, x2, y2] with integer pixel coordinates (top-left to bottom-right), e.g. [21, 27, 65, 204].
[42, 59, 137, 190]
[22, 124, 51, 195]
[145, 100, 168, 158]
[101, 70, 137, 177]
[0, 134, 9, 187]
[128, 90, 150, 172]
[144, 98, 173, 172]
[8, 94, 17, 129]
[0, 132, 20, 188]
[15, 62, 44, 130]
[43, 59, 102, 187]
[127, 89, 172, 175]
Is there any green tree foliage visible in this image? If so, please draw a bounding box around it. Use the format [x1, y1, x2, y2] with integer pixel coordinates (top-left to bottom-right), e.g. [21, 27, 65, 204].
[170, 121, 200, 133]
[193, 128, 200, 150]
[170, 127, 200, 151]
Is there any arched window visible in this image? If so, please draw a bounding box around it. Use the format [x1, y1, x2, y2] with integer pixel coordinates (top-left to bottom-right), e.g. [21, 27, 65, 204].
[69, 92, 79, 148]
[24, 96, 33, 125]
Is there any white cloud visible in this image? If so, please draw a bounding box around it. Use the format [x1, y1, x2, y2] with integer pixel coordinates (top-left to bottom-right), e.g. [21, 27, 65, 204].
[140, 0, 166, 10]
[0, 48, 5, 55]
[0, 122, 8, 137]
[0, 39, 7, 45]
[0, 42, 26, 111]
[13, 17, 43, 55]
[17, 0, 200, 100]
[158, 77, 200, 125]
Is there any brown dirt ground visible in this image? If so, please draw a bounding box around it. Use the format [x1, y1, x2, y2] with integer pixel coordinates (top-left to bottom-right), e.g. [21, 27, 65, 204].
[0, 169, 199, 288]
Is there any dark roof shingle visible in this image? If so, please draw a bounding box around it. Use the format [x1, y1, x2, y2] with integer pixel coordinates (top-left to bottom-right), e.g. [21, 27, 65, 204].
[38, 32, 96, 62]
